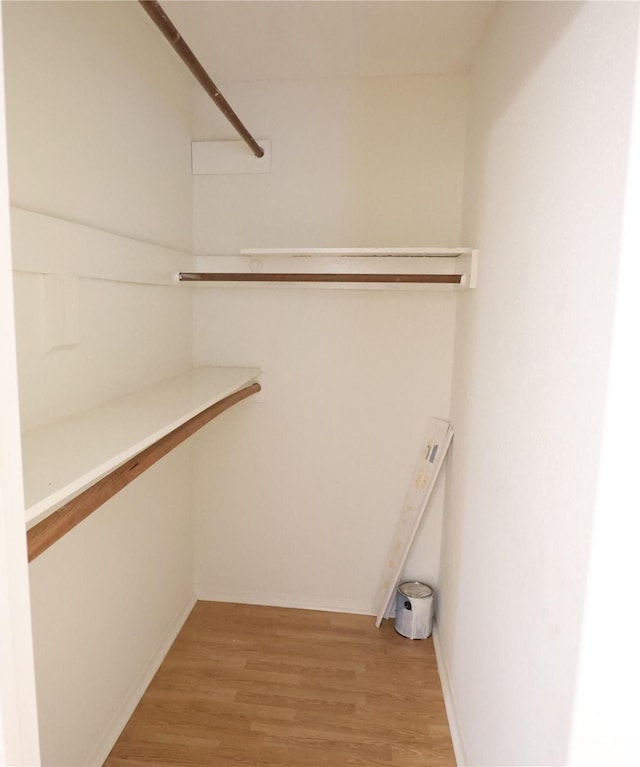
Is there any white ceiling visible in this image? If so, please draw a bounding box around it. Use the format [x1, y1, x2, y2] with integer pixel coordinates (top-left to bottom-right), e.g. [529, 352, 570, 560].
[162, 1, 496, 82]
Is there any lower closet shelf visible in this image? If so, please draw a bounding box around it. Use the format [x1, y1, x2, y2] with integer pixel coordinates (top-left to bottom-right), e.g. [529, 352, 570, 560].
[22, 366, 261, 535]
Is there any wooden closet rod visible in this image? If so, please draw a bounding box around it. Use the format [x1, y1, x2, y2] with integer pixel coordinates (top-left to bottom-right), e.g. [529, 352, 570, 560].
[178, 273, 463, 284]
[138, 0, 264, 158]
[26, 382, 260, 562]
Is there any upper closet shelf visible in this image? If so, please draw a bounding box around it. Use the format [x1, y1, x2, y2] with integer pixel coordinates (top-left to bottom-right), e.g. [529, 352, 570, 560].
[22, 366, 260, 530]
[11, 210, 477, 289]
[240, 247, 472, 257]
[180, 248, 478, 289]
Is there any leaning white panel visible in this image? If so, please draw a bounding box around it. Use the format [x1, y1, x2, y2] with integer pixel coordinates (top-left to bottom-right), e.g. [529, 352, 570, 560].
[374, 418, 454, 627]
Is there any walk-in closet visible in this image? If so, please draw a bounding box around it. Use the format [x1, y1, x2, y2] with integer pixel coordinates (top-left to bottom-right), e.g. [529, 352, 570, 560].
[1, 2, 639, 766]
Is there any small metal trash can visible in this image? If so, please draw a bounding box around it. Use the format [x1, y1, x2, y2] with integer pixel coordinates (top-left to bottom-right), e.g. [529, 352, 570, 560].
[395, 582, 434, 639]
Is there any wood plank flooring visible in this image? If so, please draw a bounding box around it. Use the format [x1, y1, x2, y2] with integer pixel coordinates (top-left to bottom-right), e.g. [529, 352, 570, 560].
[104, 601, 455, 767]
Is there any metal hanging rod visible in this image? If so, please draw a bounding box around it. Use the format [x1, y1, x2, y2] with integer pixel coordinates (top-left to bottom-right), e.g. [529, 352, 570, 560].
[138, 0, 264, 158]
[178, 272, 463, 284]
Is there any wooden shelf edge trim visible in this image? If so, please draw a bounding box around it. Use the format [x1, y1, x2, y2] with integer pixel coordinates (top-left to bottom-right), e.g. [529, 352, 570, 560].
[178, 272, 463, 284]
[26, 382, 261, 562]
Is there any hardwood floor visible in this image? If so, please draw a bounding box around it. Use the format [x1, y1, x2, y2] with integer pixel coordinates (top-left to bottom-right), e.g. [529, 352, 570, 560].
[104, 601, 456, 766]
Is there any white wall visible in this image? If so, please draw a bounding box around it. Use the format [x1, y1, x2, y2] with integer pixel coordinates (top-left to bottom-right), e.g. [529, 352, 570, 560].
[4, 0, 192, 253]
[4, 0, 195, 430]
[12, 268, 193, 433]
[0, 5, 40, 763]
[192, 76, 466, 612]
[28, 450, 194, 766]
[3, 3, 196, 764]
[193, 76, 466, 252]
[568, 14, 640, 765]
[437, 3, 639, 765]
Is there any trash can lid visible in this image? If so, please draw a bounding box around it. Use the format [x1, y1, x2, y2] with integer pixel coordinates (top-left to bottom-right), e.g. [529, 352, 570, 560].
[399, 581, 432, 599]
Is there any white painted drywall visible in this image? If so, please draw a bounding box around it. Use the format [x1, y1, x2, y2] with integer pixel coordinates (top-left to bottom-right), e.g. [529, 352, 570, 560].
[28, 450, 195, 767]
[3, 0, 195, 432]
[193, 76, 466, 252]
[3, 3, 196, 764]
[437, 3, 639, 765]
[12, 273, 193, 433]
[0, 5, 40, 763]
[568, 13, 640, 766]
[192, 76, 466, 612]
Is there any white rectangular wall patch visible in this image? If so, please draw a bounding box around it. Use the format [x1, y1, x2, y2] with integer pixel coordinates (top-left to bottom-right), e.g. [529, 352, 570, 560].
[192, 140, 271, 175]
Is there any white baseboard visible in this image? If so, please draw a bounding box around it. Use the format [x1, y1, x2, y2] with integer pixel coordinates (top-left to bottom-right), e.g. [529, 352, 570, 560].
[433, 623, 467, 766]
[196, 587, 374, 616]
[86, 595, 197, 767]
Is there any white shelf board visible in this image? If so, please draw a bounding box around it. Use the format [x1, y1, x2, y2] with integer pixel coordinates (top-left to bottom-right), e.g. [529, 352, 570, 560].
[11, 207, 194, 286]
[22, 366, 260, 529]
[240, 247, 472, 258]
